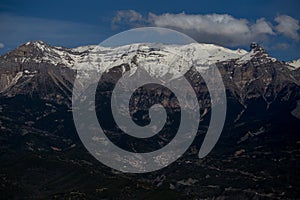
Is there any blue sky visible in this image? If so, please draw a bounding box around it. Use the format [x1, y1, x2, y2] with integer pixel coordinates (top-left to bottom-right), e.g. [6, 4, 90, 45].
[0, 0, 299, 61]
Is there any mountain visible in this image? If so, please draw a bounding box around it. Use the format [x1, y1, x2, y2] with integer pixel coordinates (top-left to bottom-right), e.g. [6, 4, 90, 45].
[0, 41, 299, 199]
[1, 41, 299, 122]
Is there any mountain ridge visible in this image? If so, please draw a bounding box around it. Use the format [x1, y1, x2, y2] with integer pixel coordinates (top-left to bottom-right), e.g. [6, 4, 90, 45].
[1, 41, 299, 109]
[0, 40, 300, 199]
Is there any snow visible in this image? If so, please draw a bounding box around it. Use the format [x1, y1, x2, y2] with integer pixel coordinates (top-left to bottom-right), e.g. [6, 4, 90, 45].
[21, 42, 248, 75]
[288, 59, 300, 70]
[236, 49, 276, 65]
[236, 51, 255, 64]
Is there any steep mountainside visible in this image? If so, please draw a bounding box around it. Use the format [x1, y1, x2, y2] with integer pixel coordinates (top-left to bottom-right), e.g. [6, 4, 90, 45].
[0, 41, 299, 199]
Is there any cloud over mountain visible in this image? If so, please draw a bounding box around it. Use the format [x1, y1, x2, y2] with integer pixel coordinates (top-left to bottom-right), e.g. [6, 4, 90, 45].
[112, 11, 299, 47]
[275, 15, 300, 40]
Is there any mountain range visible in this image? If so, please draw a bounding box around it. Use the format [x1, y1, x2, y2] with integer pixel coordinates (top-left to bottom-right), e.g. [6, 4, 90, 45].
[0, 41, 299, 199]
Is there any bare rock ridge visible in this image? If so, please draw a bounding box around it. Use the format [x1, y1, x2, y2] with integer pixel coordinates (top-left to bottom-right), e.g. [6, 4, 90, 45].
[0, 40, 299, 98]
[0, 40, 299, 124]
[0, 41, 300, 199]
[0, 41, 299, 121]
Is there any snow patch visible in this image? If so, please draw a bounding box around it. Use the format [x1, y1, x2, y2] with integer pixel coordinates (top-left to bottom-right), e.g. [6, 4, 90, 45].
[287, 59, 300, 70]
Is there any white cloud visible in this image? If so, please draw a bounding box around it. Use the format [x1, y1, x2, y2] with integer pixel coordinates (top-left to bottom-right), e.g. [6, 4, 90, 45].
[149, 13, 250, 35]
[0, 43, 4, 48]
[251, 18, 275, 35]
[112, 11, 300, 47]
[148, 13, 276, 46]
[112, 10, 147, 29]
[275, 15, 300, 40]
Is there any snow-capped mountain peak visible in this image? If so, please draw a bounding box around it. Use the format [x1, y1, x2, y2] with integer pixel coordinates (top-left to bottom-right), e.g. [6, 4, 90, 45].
[236, 43, 276, 65]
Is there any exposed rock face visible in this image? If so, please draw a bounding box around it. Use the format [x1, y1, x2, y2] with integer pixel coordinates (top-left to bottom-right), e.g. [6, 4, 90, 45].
[0, 42, 299, 143]
[219, 47, 299, 105]
[0, 42, 75, 105]
[0, 41, 299, 199]
[0, 41, 299, 113]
